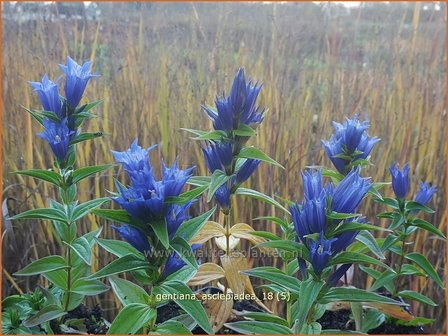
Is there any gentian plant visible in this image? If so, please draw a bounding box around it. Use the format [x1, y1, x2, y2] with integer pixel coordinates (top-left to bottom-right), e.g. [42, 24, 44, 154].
[184, 68, 286, 331]
[3, 57, 110, 333]
[90, 140, 215, 334]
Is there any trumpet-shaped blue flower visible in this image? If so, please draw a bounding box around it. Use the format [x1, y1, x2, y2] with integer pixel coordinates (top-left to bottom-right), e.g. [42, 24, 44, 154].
[111, 139, 157, 186]
[215, 184, 232, 210]
[29, 75, 63, 119]
[112, 224, 151, 253]
[202, 141, 233, 174]
[414, 182, 437, 206]
[114, 182, 165, 222]
[162, 159, 194, 198]
[290, 196, 327, 242]
[301, 169, 333, 200]
[331, 169, 371, 214]
[162, 244, 201, 277]
[309, 232, 336, 275]
[235, 159, 260, 184]
[37, 118, 75, 162]
[202, 68, 264, 132]
[59, 56, 99, 108]
[333, 116, 370, 153]
[166, 202, 194, 237]
[322, 115, 380, 174]
[390, 162, 410, 198]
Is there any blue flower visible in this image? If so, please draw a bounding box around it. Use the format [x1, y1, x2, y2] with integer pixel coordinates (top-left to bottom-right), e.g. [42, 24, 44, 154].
[290, 196, 327, 243]
[309, 232, 336, 275]
[37, 118, 75, 162]
[59, 56, 99, 108]
[202, 68, 264, 133]
[215, 184, 232, 210]
[322, 136, 346, 174]
[114, 180, 165, 222]
[333, 116, 370, 153]
[166, 202, 193, 237]
[111, 139, 157, 186]
[414, 182, 437, 206]
[331, 169, 371, 214]
[390, 162, 410, 198]
[162, 159, 194, 198]
[235, 159, 260, 184]
[162, 244, 201, 277]
[302, 169, 327, 200]
[322, 115, 380, 174]
[202, 141, 233, 174]
[112, 224, 151, 253]
[29, 75, 63, 119]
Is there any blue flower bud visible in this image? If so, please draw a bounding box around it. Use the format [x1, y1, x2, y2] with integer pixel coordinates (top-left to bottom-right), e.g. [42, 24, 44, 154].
[29, 74, 63, 119]
[390, 162, 410, 198]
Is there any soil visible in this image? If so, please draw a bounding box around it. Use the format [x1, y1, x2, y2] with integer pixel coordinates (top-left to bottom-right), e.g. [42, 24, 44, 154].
[63, 304, 108, 334]
[317, 309, 425, 334]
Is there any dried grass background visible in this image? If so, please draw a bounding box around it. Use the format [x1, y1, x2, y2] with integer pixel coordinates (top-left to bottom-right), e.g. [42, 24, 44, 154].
[2, 2, 446, 333]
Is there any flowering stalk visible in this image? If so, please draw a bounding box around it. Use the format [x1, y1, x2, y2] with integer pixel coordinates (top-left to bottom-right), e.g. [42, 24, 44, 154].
[9, 58, 110, 331]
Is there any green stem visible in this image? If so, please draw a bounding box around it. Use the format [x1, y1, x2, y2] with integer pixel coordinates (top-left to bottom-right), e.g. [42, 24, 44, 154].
[64, 244, 72, 312]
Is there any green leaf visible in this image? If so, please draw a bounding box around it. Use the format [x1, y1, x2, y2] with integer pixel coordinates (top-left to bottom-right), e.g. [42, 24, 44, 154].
[242, 267, 301, 294]
[164, 265, 197, 283]
[71, 278, 109, 295]
[238, 147, 284, 169]
[389, 213, 405, 230]
[166, 185, 208, 204]
[375, 197, 400, 210]
[69, 132, 103, 145]
[397, 290, 437, 307]
[254, 240, 305, 254]
[400, 264, 425, 276]
[10, 208, 67, 223]
[225, 321, 292, 334]
[151, 219, 169, 249]
[14, 256, 68, 276]
[186, 175, 211, 187]
[359, 265, 395, 293]
[254, 216, 290, 231]
[330, 222, 388, 236]
[193, 129, 229, 141]
[405, 252, 444, 288]
[320, 288, 404, 305]
[207, 170, 233, 202]
[22, 105, 44, 125]
[327, 211, 360, 220]
[72, 164, 114, 184]
[250, 231, 282, 241]
[107, 303, 155, 335]
[22, 305, 66, 328]
[156, 320, 193, 334]
[68, 237, 91, 265]
[89, 254, 151, 279]
[296, 279, 325, 327]
[13, 169, 62, 187]
[108, 276, 150, 306]
[77, 99, 103, 113]
[321, 330, 364, 334]
[240, 312, 289, 327]
[380, 234, 399, 252]
[235, 188, 290, 214]
[43, 269, 68, 290]
[355, 231, 385, 259]
[96, 238, 144, 259]
[405, 201, 435, 213]
[369, 269, 398, 292]
[180, 128, 208, 137]
[396, 316, 436, 327]
[93, 208, 135, 225]
[170, 237, 198, 269]
[175, 206, 216, 242]
[328, 252, 388, 269]
[71, 198, 109, 222]
[155, 281, 213, 334]
[410, 219, 446, 239]
[234, 124, 256, 137]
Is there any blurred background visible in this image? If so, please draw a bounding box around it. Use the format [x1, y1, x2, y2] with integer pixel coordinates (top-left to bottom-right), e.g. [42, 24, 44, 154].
[2, 1, 446, 333]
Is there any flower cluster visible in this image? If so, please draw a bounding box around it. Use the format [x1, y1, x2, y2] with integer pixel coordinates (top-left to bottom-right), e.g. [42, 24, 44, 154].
[30, 56, 98, 164]
[201, 69, 264, 210]
[322, 115, 380, 174]
[111, 139, 196, 276]
[390, 162, 437, 206]
[290, 168, 371, 277]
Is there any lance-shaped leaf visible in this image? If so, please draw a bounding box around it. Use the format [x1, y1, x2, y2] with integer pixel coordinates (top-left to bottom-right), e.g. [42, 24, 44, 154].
[71, 164, 114, 184]
[89, 254, 150, 279]
[175, 206, 216, 242]
[170, 237, 198, 269]
[23, 305, 66, 328]
[405, 252, 444, 288]
[242, 267, 301, 294]
[13, 169, 62, 187]
[107, 303, 155, 335]
[225, 321, 292, 334]
[15, 256, 68, 276]
[108, 276, 150, 306]
[10, 208, 67, 223]
[238, 147, 284, 169]
[71, 278, 109, 295]
[235, 188, 290, 214]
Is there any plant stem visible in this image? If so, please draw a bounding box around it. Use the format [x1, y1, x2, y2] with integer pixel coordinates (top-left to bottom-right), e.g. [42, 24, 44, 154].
[64, 243, 72, 312]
